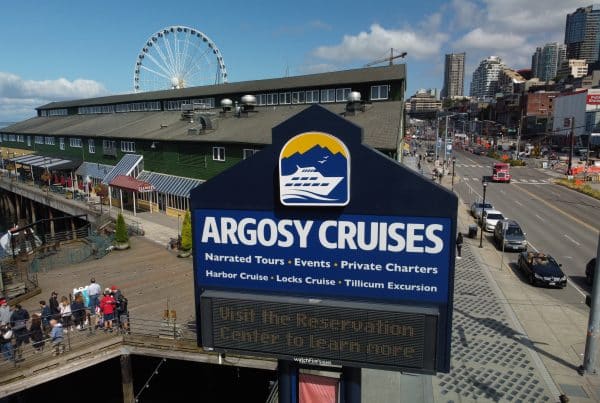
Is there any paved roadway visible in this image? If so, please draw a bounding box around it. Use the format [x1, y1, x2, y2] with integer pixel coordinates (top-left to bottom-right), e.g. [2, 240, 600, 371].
[450, 149, 600, 311]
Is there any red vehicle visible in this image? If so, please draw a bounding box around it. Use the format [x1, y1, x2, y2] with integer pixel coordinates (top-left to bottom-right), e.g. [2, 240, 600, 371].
[492, 162, 511, 183]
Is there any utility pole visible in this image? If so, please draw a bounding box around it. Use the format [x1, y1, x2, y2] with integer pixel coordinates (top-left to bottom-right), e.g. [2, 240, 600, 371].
[443, 115, 449, 175]
[435, 117, 439, 163]
[567, 117, 575, 176]
[581, 233, 600, 375]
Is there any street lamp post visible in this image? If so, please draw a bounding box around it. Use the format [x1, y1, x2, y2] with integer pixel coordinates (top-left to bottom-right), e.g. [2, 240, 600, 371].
[451, 156, 456, 191]
[479, 181, 488, 248]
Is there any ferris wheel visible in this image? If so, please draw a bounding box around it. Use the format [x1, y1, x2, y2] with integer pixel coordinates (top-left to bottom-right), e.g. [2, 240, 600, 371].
[133, 25, 228, 93]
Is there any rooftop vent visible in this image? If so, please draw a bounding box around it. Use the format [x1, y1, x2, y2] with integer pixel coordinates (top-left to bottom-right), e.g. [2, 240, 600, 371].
[345, 91, 365, 116]
[237, 95, 258, 116]
[188, 114, 215, 135]
[220, 98, 233, 116]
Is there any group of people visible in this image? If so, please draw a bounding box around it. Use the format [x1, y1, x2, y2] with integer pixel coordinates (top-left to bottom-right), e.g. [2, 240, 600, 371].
[0, 278, 129, 361]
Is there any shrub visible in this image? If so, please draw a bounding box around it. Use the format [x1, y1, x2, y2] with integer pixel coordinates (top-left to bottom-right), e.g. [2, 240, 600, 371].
[115, 213, 129, 244]
[180, 211, 192, 252]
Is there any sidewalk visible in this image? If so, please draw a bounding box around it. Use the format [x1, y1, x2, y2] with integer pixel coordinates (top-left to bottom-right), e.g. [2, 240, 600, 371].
[407, 154, 600, 402]
[116, 157, 600, 402]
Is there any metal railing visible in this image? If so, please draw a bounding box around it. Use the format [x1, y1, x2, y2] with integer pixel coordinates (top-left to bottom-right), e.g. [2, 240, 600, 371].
[0, 309, 197, 374]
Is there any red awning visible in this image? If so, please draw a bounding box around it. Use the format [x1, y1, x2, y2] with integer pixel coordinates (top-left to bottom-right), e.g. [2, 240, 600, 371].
[109, 175, 154, 193]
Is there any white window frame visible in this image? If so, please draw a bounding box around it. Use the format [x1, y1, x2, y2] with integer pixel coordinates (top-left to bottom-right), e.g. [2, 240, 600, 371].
[69, 138, 82, 148]
[35, 136, 44, 145]
[292, 91, 305, 104]
[88, 139, 95, 154]
[45, 137, 55, 145]
[16, 135, 24, 143]
[279, 92, 291, 105]
[212, 146, 225, 161]
[305, 90, 319, 103]
[336, 88, 351, 102]
[59, 138, 65, 150]
[266, 93, 278, 105]
[320, 89, 336, 103]
[27, 136, 31, 146]
[121, 141, 136, 153]
[370, 85, 390, 100]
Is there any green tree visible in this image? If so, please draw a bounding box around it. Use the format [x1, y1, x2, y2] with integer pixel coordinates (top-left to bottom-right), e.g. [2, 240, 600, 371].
[115, 212, 129, 244]
[180, 210, 192, 252]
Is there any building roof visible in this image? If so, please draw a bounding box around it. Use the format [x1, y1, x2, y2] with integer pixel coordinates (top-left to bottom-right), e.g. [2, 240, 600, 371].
[75, 161, 115, 180]
[2, 102, 402, 150]
[36, 65, 405, 110]
[9, 154, 81, 170]
[137, 171, 204, 198]
[102, 154, 143, 184]
[109, 174, 154, 193]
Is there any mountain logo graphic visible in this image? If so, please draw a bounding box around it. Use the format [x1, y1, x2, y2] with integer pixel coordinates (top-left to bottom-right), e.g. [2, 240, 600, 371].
[279, 132, 350, 206]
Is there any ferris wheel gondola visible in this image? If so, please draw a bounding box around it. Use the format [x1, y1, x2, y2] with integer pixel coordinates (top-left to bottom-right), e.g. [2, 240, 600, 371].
[133, 25, 228, 92]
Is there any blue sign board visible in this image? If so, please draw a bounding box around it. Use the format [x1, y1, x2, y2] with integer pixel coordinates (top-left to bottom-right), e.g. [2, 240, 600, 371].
[191, 105, 458, 373]
[195, 209, 452, 303]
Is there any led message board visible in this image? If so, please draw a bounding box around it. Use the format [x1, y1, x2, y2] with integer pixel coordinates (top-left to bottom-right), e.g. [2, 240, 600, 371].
[201, 292, 438, 372]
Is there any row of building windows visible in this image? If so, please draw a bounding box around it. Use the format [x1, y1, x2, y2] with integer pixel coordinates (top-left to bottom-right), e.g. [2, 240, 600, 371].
[1, 132, 257, 164]
[43, 85, 391, 117]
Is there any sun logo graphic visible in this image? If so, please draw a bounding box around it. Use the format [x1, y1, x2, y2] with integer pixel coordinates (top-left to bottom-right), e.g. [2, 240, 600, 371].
[279, 132, 350, 206]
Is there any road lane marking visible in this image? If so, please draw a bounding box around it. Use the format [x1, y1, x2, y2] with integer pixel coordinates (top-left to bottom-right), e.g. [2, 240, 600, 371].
[514, 200, 523, 206]
[564, 234, 581, 246]
[513, 184, 599, 234]
[534, 214, 543, 220]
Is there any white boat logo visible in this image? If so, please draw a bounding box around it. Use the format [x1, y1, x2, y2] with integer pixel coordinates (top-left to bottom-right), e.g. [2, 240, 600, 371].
[279, 132, 350, 206]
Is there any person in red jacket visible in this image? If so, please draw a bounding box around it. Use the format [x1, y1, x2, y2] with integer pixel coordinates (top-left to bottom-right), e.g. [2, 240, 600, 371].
[99, 289, 116, 332]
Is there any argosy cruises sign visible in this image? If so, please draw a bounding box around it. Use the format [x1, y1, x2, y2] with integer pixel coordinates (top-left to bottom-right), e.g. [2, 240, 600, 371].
[196, 210, 451, 303]
[191, 105, 457, 373]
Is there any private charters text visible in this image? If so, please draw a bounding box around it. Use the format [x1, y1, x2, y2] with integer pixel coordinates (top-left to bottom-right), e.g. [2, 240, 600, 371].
[200, 217, 445, 254]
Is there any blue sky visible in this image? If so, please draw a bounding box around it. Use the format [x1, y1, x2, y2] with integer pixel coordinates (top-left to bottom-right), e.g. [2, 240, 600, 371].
[0, 0, 590, 122]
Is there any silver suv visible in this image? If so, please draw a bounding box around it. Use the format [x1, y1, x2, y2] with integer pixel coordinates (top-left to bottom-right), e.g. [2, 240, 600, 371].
[494, 219, 527, 252]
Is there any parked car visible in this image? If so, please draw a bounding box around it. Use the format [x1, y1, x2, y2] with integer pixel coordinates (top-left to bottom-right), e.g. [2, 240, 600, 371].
[517, 252, 567, 288]
[470, 201, 494, 219]
[493, 219, 527, 252]
[481, 209, 505, 232]
[586, 258, 597, 285]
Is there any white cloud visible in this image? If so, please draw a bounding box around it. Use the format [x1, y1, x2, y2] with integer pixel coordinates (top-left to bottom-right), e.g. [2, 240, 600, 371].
[483, 0, 591, 34]
[0, 72, 108, 121]
[450, 0, 484, 30]
[454, 28, 527, 51]
[312, 23, 448, 62]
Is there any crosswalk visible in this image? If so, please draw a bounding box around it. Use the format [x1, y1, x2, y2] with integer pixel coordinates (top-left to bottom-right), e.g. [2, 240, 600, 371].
[461, 177, 552, 184]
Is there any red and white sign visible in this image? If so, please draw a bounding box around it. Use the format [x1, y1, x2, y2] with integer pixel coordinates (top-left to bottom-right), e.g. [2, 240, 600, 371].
[587, 94, 600, 105]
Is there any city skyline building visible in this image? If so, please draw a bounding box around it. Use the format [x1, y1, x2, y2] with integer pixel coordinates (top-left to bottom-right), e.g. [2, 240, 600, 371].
[469, 56, 505, 101]
[531, 42, 567, 81]
[564, 4, 600, 64]
[441, 52, 465, 99]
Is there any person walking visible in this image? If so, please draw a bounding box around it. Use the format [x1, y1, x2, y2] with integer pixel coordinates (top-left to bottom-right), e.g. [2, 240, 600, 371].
[49, 319, 64, 356]
[29, 314, 45, 353]
[48, 291, 60, 320]
[99, 289, 116, 332]
[59, 296, 72, 331]
[456, 232, 464, 259]
[71, 293, 86, 330]
[0, 325, 13, 361]
[39, 300, 51, 335]
[9, 304, 29, 361]
[0, 298, 10, 326]
[88, 278, 101, 312]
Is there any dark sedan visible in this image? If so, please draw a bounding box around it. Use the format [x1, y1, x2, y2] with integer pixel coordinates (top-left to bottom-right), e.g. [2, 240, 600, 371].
[517, 252, 567, 288]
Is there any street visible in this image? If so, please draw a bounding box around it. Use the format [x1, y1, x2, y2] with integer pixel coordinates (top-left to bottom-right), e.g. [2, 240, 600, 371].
[444, 149, 600, 310]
